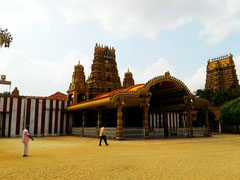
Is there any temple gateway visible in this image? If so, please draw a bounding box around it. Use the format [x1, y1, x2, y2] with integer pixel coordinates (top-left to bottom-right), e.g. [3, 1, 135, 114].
[67, 44, 210, 140]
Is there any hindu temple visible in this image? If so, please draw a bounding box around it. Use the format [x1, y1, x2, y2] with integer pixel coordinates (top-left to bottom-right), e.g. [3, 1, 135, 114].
[66, 44, 211, 140]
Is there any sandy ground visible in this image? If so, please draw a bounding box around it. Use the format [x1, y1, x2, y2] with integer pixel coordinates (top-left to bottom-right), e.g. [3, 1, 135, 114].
[0, 134, 240, 180]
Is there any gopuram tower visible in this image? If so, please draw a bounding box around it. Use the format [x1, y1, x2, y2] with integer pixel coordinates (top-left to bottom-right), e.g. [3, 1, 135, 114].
[87, 44, 121, 98]
[205, 53, 240, 91]
[123, 68, 135, 88]
[67, 61, 89, 104]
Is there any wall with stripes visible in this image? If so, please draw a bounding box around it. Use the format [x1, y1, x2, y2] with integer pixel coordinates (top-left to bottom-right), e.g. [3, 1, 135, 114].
[0, 96, 71, 137]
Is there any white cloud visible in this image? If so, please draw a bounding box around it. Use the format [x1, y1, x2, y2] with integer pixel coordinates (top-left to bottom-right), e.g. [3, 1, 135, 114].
[1, 0, 240, 43]
[121, 57, 206, 93]
[0, 0, 50, 33]
[183, 66, 206, 93]
[0, 48, 91, 96]
[120, 58, 176, 84]
[234, 55, 240, 81]
[54, 0, 240, 43]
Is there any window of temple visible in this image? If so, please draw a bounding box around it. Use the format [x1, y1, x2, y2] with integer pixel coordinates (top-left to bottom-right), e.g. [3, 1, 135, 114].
[107, 77, 111, 81]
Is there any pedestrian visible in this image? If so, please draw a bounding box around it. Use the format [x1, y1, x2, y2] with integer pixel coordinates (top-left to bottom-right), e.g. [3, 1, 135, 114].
[22, 125, 34, 157]
[99, 126, 109, 146]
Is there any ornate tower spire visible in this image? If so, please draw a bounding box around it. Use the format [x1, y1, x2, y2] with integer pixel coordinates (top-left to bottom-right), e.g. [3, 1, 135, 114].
[205, 54, 240, 91]
[67, 61, 89, 104]
[86, 44, 121, 99]
[123, 68, 135, 88]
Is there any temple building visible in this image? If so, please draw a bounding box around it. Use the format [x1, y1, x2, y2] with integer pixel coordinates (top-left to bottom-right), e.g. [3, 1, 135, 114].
[67, 61, 89, 104]
[123, 69, 135, 88]
[66, 44, 211, 140]
[205, 54, 240, 91]
[86, 44, 121, 99]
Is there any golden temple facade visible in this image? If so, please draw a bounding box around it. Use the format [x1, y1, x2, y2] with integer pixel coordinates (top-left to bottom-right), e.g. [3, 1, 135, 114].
[123, 69, 135, 88]
[205, 54, 240, 91]
[87, 44, 121, 99]
[67, 44, 211, 140]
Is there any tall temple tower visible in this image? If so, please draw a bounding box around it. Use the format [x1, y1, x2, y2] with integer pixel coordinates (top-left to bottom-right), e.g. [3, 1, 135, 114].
[123, 68, 135, 88]
[205, 54, 240, 91]
[87, 44, 121, 98]
[67, 61, 89, 104]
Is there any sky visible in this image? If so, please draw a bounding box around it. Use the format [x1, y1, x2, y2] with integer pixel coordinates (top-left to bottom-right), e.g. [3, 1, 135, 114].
[1, 0, 240, 96]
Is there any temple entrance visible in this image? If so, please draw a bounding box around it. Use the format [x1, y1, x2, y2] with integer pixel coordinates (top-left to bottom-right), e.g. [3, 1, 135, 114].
[147, 80, 190, 137]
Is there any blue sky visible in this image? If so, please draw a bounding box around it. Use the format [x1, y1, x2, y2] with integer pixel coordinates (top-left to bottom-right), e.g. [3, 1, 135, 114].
[1, 0, 240, 96]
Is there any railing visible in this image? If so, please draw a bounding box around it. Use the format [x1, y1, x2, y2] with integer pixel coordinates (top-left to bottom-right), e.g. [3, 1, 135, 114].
[149, 128, 164, 137]
[124, 127, 145, 138]
[84, 127, 97, 137]
[105, 127, 116, 139]
[72, 127, 82, 136]
[193, 127, 206, 136]
[177, 128, 188, 137]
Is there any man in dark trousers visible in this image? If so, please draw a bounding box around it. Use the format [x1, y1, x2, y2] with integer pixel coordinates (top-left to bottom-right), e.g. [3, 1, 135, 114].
[99, 126, 109, 146]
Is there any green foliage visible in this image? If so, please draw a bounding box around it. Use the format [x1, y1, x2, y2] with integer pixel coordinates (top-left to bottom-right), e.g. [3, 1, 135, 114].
[220, 97, 240, 125]
[194, 86, 240, 107]
[0, 28, 13, 48]
[195, 110, 216, 126]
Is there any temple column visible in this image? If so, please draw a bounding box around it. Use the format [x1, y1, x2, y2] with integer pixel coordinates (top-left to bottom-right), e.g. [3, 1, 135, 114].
[97, 109, 102, 137]
[163, 111, 168, 137]
[143, 105, 150, 139]
[187, 107, 193, 136]
[205, 108, 210, 136]
[86, 91, 89, 101]
[82, 111, 86, 137]
[73, 91, 78, 104]
[116, 105, 124, 140]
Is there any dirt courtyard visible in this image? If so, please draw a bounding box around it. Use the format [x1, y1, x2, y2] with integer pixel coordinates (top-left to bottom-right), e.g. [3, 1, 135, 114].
[0, 134, 240, 180]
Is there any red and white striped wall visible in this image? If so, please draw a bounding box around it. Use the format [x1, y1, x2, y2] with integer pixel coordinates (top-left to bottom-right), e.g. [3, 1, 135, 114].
[0, 96, 71, 137]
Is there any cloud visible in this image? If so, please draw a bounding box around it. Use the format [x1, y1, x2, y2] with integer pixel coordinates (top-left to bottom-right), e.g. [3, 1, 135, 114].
[0, 0, 50, 33]
[183, 66, 206, 93]
[121, 57, 206, 93]
[54, 0, 240, 43]
[2, 0, 240, 43]
[0, 48, 91, 96]
[120, 58, 176, 84]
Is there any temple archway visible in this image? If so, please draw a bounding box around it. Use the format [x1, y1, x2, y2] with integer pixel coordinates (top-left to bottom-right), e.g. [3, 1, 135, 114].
[143, 72, 194, 137]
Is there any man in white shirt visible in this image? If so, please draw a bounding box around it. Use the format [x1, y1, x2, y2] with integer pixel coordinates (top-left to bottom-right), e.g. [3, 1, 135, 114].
[99, 126, 109, 146]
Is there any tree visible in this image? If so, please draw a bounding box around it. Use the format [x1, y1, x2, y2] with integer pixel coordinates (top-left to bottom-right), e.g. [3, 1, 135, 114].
[194, 86, 240, 107]
[0, 28, 13, 48]
[194, 110, 216, 127]
[220, 97, 240, 126]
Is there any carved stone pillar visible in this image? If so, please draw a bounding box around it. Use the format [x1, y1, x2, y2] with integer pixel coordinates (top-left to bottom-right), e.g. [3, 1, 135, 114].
[205, 108, 210, 136]
[73, 91, 78, 104]
[82, 111, 86, 137]
[163, 112, 168, 137]
[116, 105, 124, 140]
[178, 112, 183, 128]
[97, 109, 102, 137]
[143, 105, 150, 139]
[187, 107, 193, 136]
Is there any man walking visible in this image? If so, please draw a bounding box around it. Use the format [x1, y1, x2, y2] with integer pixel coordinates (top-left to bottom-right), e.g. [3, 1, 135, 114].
[99, 126, 109, 146]
[22, 126, 34, 157]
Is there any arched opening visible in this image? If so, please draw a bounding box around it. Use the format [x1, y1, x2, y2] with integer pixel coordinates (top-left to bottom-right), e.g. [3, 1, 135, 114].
[145, 78, 191, 137]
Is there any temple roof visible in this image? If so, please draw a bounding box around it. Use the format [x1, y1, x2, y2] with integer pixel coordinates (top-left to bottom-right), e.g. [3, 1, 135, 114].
[67, 73, 210, 112]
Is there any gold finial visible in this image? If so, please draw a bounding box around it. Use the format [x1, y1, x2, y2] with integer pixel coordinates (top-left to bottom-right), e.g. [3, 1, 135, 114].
[78, 60, 80, 64]
[128, 68, 129, 72]
[165, 71, 170, 77]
